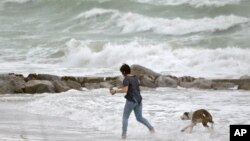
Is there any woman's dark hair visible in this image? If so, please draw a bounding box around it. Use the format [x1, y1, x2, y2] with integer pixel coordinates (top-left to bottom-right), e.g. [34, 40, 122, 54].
[120, 64, 131, 75]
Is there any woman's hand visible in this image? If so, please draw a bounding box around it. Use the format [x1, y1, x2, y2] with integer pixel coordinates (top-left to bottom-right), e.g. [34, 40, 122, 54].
[109, 87, 116, 95]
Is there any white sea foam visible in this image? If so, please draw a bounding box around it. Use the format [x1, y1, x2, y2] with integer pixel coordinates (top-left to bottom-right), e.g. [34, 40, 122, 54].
[1, 38, 249, 78]
[117, 14, 248, 35]
[21, 88, 250, 140]
[134, 0, 241, 7]
[76, 8, 249, 35]
[74, 8, 117, 19]
[62, 39, 250, 78]
[2, 0, 31, 4]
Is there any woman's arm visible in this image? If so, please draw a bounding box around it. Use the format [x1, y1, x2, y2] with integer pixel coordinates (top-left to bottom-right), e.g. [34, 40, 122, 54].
[110, 86, 128, 95]
[115, 86, 128, 93]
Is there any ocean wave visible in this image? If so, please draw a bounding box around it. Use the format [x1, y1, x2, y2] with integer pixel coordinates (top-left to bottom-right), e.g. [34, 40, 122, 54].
[133, 0, 242, 8]
[74, 8, 249, 35]
[62, 39, 250, 78]
[1, 0, 241, 7]
[74, 8, 117, 19]
[1, 0, 110, 4]
[1, 0, 31, 4]
[117, 14, 248, 35]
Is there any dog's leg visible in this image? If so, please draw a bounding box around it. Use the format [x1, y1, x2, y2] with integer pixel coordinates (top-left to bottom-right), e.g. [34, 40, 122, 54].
[181, 123, 195, 132]
[206, 122, 214, 135]
[210, 122, 214, 130]
[202, 122, 209, 128]
[189, 123, 195, 133]
[181, 124, 192, 132]
[202, 121, 213, 133]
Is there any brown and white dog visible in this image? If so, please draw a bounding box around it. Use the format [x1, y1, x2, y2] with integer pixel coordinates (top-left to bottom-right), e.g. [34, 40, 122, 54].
[180, 109, 214, 133]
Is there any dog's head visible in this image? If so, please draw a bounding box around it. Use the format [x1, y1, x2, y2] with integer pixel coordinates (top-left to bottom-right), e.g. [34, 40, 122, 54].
[180, 112, 191, 120]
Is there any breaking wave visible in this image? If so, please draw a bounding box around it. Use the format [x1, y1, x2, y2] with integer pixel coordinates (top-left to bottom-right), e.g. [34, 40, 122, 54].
[73, 8, 249, 35]
[134, 0, 242, 8]
[62, 39, 250, 78]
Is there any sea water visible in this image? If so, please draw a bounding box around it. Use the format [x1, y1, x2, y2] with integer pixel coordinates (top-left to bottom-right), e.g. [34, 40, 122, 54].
[0, 0, 250, 140]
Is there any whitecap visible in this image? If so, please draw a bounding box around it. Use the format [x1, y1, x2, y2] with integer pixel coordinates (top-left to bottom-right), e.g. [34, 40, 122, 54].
[134, 0, 241, 8]
[62, 39, 250, 78]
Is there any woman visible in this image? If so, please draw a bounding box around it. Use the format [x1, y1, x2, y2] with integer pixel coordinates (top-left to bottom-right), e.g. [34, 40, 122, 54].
[110, 64, 155, 139]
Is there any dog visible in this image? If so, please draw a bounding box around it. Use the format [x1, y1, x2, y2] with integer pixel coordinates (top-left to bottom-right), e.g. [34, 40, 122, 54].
[180, 109, 214, 133]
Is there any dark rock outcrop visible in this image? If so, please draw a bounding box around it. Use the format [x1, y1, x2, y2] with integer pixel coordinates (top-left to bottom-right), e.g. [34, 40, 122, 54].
[64, 80, 82, 91]
[1, 64, 250, 94]
[178, 76, 196, 83]
[53, 80, 70, 93]
[179, 79, 212, 89]
[26, 74, 61, 81]
[155, 75, 177, 88]
[131, 64, 177, 88]
[131, 64, 160, 79]
[131, 64, 160, 88]
[24, 80, 55, 94]
[212, 79, 250, 90]
[240, 75, 250, 80]
[0, 74, 26, 94]
[238, 83, 250, 90]
[211, 82, 236, 90]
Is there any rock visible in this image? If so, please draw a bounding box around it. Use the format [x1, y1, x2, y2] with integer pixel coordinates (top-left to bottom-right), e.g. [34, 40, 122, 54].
[238, 83, 250, 90]
[61, 76, 77, 82]
[99, 82, 114, 88]
[65, 80, 82, 91]
[84, 77, 105, 83]
[83, 81, 114, 89]
[155, 75, 177, 88]
[0, 79, 13, 94]
[178, 76, 196, 83]
[131, 64, 160, 77]
[139, 75, 157, 88]
[0, 74, 26, 94]
[113, 76, 124, 88]
[25, 73, 38, 81]
[131, 64, 160, 79]
[24, 80, 55, 94]
[179, 82, 193, 88]
[8, 74, 26, 93]
[212, 82, 236, 90]
[240, 75, 250, 80]
[130, 65, 161, 88]
[193, 79, 213, 89]
[179, 79, 212, 89]
[36, 84, 55, 93]
[76, 77, 86, 86]
[2, 68, 250, 94]
[76, 76, 118, 87]
[26, 74, 60, 82]
[37, 74, 61, 81]
[165, 75, 179, 82]
[212, 79, 250, 90]
[53, 80, 70, 93]
[84, 83, 101, 89]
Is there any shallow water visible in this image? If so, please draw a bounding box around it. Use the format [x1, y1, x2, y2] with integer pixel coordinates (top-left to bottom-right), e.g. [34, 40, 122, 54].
[1, 0, 250, 140]
[1, 88, 249, 141]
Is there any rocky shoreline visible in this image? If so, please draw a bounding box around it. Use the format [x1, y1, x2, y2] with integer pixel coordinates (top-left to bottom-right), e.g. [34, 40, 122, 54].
[1, 64, 249, 94]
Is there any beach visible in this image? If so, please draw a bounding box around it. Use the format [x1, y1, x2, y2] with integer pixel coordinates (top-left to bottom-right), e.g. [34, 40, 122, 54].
[1, 0, 250, 140]
[1, 89, 250, 141]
